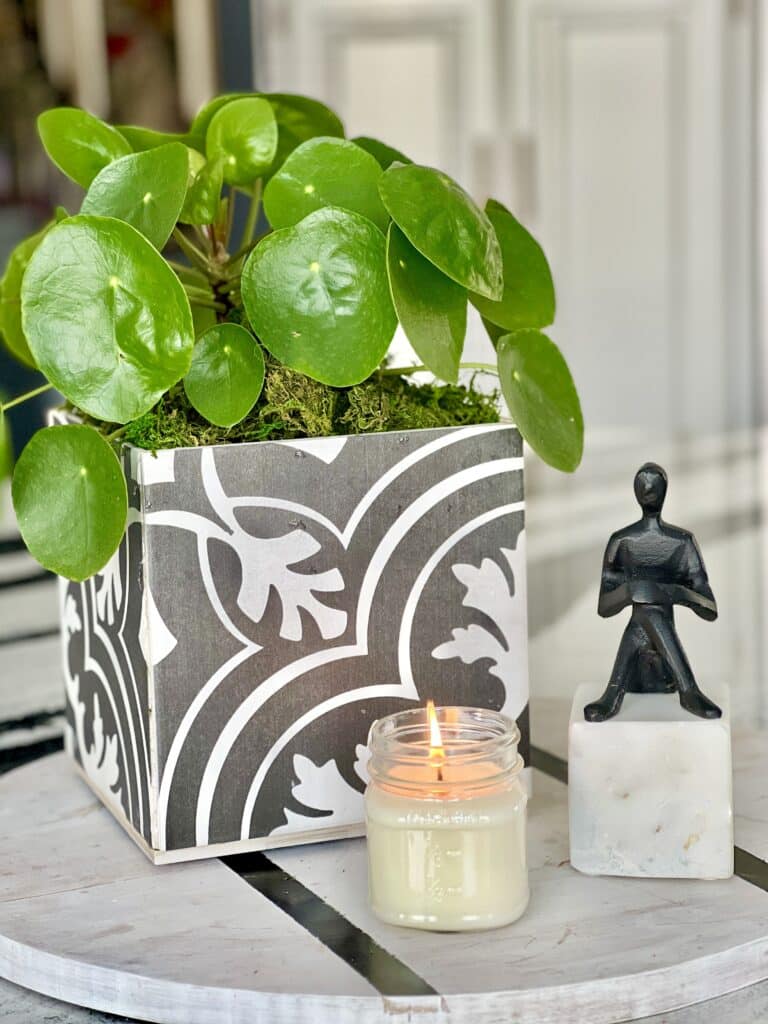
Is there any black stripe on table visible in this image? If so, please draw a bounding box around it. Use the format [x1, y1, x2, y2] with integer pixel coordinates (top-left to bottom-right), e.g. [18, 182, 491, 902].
[222, 851, 438, 998]
[531, 744, 768, 895]
[0, 735, 64, 775]
[0, 538, 27, 556]
[0, 707, 64, 734]
[0, 627, 59, 647]
[0, 569, 51, 591]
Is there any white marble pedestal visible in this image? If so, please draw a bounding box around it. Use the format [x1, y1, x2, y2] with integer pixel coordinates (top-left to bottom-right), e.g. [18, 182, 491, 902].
[569, 683, 733, 879]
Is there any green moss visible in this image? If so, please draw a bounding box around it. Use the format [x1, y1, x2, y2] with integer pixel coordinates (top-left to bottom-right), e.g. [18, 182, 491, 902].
[110, 362, 499, 451]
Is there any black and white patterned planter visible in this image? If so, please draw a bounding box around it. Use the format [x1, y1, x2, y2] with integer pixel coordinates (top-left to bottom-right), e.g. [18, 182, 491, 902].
[59, 424, 529, 862]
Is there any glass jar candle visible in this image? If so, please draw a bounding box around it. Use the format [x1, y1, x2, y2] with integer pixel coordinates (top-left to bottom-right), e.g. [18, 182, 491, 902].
[365, 704, 528, 932]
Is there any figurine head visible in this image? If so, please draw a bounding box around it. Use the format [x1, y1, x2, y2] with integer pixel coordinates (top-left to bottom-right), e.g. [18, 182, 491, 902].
[634, 462, 667, 515]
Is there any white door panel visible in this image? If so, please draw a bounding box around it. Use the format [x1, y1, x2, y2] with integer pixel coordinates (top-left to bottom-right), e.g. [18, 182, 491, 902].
[258, 0, 752, 432]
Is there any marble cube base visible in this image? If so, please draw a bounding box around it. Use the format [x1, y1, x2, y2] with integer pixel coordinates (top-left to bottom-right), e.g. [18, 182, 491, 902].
[568, 683, 733, 879]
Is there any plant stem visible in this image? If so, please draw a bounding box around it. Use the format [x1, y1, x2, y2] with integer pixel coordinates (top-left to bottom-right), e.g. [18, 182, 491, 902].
[167, 259, 194, 275]
[188, 296, 227, 312]
[239, 180, 263, 251]
[381, 362, 500, 378]
[172, 228, 212, 273]
[459, 362, 499, 375]
[223, 240, 258, 269]
[1, 383, 53, 412]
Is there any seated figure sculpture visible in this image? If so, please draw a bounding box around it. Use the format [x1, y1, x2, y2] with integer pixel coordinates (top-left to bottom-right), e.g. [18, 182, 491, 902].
[584, 462, 722, 722]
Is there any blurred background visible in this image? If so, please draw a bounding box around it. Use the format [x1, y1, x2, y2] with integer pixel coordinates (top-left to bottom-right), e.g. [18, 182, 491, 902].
[0, 0, 765, 726]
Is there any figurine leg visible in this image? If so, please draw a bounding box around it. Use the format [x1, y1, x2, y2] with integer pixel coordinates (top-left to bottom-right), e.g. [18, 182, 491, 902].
[584, 622, 638, 722]
[636, 606, 722, 719]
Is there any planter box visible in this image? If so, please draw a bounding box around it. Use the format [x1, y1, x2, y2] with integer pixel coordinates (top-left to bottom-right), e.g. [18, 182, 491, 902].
[59, 423, 529, 863]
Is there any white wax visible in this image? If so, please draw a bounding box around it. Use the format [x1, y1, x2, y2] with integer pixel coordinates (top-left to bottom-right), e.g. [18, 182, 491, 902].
[365, 778, 528, 931]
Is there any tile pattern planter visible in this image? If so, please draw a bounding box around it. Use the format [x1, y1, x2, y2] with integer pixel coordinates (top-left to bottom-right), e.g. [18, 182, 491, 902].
[59, 423, 529, 862]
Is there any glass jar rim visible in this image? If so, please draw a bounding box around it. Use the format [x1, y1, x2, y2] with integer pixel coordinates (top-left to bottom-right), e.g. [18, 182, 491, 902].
[368, 705, 521, 770]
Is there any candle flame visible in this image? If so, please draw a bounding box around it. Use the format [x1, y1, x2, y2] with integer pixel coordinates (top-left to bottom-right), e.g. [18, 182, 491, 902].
[426, 700, 444, 779]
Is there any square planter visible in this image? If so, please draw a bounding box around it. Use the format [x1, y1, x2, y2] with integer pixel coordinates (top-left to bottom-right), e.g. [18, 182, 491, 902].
[60, 423, 529, 863]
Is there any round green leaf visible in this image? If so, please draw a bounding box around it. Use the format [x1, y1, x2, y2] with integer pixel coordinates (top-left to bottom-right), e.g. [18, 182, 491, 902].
[117, 125, 193, 151]
[264, 137, 389, 232]
[0, 225, 51, 367]
[352, 136, 411, 170]
[241, 207, 396, 386]
[470, 199, 555, 330]
[12, 425, 128, 581]
[379, 164, 503, 300]
[497, 329, 583, 472]
[21, 215, 194, 424]
[189, 93, 248, 149]
[206, 97, 278, 187]
[81, 143, 189, 250]
[37, 108, 131, 189]
[386, 224, 466, 383]
[179, 151, 224, 225]
[266, 93, 345, 172]
[184, 324, 265, 427]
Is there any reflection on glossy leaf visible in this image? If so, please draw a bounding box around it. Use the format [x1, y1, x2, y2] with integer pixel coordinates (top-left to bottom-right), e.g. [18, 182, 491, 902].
[386, 224, 466, 383]
[22, 216, 194, 423]
[242, 207, 396, 386]
[497, 329, 583, 472]
[379, 164, 503, 299]
[264, 137, 389, 232]
[37, 108, 131, 188]
[12, 425, 128, 580]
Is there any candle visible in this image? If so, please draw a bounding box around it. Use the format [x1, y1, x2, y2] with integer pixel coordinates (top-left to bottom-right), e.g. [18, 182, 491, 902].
[365, 703, 528, 931]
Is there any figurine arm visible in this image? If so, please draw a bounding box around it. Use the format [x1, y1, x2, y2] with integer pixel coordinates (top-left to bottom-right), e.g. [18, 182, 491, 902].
[598, 536, 629, 617]
[664, 536, 718, 620]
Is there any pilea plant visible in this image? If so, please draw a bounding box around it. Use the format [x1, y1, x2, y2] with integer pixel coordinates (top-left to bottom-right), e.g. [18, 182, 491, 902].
[0, 93, 582, 582]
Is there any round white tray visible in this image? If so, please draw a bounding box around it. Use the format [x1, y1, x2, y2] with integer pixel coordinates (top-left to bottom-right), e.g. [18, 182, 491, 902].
[0, 753, 767, 1024]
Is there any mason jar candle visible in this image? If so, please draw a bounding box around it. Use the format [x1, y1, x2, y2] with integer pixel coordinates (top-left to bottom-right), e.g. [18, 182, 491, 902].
[365, 703, 528, 931]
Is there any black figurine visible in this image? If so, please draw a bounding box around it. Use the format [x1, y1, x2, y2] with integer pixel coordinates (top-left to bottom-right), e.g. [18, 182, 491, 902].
[585, 462, 721, 723]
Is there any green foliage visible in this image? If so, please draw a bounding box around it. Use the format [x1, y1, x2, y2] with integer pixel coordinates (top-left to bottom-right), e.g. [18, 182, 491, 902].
[22, 216, 194, 423]
[184, 323, 265, 427]
[471, 199, 555, 332]
[379, 163, 503, 299]
[352, 136, 411, 170]
[37, 108, 131, 188]
[497, 329, 583, 472]
[241, 208, 396, 386]
[264, 137, 389, 232]
[12, 425, 127, 581]
[3, 92, 581, 581]
[386, 225, 465, 384]
[0, 409, 11, 483]
[0, 224, 51, 367]
[81, 144, 189, 250]
[266, 93, 345, 171]
[206, 96, 277, 186]
[119, 362, 499, 450]
[180, 151, 223, 225]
